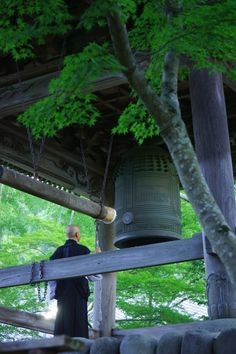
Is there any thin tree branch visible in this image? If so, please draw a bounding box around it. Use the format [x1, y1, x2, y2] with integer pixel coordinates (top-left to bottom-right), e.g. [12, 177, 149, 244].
[106, 7, 169, 127]
[161, 49, 180, 115]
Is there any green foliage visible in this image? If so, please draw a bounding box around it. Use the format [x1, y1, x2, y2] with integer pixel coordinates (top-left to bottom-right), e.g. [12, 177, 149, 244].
[16, 0, 236, 142]
[116, 262, 206, 329]
[79, 0, 113, 30]
[18, 43, 123, 138]
[181, 198, 201, 238]
[18, 91, 99, 140]
[113, 99, 159, 144]
[0, 0, 71, 59]
[79, 0, 137, 30]
[130, 0, 236, 88]
[0, 186, 96, 267]
[176, 0, 236, 78]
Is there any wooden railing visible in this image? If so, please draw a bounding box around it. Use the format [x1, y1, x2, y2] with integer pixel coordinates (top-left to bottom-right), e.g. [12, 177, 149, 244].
[0, 235, 203, 288]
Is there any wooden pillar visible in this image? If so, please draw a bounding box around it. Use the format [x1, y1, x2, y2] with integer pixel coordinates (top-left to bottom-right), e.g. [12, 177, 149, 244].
[92, 277, 102, 331]
[189, 69, 236, 318]
[93, 183, 116, 336]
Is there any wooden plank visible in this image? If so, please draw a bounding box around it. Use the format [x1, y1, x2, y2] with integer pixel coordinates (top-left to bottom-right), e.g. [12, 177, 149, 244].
[0, 306, 54, 334]
[0, 335, 87, 353]
[0, 167, 116, 223]
[112, 318, 236, 339]
[0, 235, 203, 288]
[0, 306, 99, 339]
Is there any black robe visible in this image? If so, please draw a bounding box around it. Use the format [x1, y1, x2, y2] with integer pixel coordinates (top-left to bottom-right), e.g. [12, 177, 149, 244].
[50, 239, 90, 338]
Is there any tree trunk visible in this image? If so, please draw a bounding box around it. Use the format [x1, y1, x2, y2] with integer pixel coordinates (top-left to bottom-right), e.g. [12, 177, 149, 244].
[189, 69, 236, 318]
[107, 9, 236, 287]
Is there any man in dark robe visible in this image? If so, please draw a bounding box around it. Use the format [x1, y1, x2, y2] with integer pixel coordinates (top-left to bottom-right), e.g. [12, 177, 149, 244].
[50, 224, 90, 338]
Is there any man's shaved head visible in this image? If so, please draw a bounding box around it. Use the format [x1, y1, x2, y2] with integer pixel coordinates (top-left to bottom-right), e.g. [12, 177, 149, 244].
[66, 224, 80, 240]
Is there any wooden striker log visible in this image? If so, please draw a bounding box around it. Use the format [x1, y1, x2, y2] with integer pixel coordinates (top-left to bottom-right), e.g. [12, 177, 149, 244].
[0, 166, 116, 223]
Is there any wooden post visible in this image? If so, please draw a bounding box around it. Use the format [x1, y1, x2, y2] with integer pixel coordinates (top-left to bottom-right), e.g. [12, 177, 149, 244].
[189, 69, 236, 318]
[93, 183, 117, 337]
[92, 222, 102, 332]
[92, 276, 102, 331]
[99, 221, 117, 337]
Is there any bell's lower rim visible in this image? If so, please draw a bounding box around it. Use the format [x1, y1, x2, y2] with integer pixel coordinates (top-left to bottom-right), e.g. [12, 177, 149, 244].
[114, 233, 181, 249]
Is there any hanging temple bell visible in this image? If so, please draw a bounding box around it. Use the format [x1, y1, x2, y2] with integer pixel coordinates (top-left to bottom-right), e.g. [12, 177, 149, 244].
[113, 147, 182, 248]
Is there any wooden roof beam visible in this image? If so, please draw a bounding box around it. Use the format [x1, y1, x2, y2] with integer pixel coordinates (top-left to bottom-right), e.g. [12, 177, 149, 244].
[0, 73, 127, 119]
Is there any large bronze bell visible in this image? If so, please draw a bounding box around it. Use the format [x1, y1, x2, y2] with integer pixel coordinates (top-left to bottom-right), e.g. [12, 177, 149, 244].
[113, 146, 181, 248]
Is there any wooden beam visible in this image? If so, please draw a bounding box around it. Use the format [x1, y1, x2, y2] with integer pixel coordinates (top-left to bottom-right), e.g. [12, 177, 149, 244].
[0, 73, 56, 119]
[0, 335, 87, 353]
[0, 235, 203, 288]
[0, 306, 99, 339]
[0, 122, 104, 198]
[2, 309, 236, 347]
[0, 306, 54, 334]
[0, 73, 127, 119]
[112, 318, 236, 339]
[2, 306, 236, 344]
[0, 167, 116, 223]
